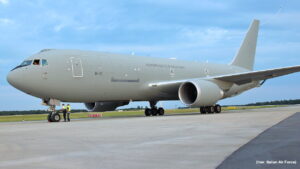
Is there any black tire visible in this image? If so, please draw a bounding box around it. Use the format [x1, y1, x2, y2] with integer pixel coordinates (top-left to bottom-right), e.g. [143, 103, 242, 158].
[47, 114, 52, 122]
[145, 108, 151, 116]
[214, 105, 221, 113]
[50, 113, 61, 122]
[206, 106, 214, 114]
[151, 108, 158, 116]
[200, 107, 206, 114]
[158, 107, 165, 116]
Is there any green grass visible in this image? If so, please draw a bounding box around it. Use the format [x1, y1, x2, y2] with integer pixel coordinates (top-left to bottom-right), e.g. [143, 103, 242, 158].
[0, 105, 285, 122]
[0, 114, 48, 122]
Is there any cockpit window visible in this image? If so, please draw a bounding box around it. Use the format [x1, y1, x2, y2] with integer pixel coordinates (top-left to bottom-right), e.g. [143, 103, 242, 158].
[42, 59, 48, 66]
[11, 60, 32, 71]
[33, 59, 40, 65]
[20, 60, 32, 66]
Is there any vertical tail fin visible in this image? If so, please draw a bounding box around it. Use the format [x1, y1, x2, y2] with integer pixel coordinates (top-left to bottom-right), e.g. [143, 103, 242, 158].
[231, 19, 259, 70]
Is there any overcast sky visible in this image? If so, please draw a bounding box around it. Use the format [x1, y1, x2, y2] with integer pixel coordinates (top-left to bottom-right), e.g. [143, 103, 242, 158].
[0, 0, 300, 110]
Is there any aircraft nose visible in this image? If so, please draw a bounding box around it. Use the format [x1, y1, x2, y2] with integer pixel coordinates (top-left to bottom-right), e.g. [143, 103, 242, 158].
[7, 71, 16, 87]
[7, 70, 22, 89]
[7, 68, 36, 96]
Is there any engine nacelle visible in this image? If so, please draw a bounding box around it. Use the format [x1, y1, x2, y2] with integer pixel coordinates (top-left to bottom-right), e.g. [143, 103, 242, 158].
[178, 80, 224, 107]
[84, 101, 129, 112]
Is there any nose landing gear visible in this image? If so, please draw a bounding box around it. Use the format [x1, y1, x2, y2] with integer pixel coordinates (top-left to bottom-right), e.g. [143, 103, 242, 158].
[47, 112, 61, 122]
[46, 105, 61, 122]
[43, 99, 61, 122]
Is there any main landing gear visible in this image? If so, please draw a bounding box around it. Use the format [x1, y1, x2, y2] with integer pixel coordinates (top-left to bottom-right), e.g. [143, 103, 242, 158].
[144, 101, 165, 116]
[200, 104, 221, 114]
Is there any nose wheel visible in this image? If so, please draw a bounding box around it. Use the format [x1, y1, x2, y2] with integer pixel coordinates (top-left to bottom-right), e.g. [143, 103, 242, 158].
[42, 99, 62, 122]
[144, 101, 165, 116]
[46, 105, 61, 122]
[48, 112, 61, 122]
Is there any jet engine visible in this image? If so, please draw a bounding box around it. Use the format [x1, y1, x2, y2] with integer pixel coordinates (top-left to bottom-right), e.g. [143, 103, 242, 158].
[84, 101, 129, 112]
[178, 80, 224, 106]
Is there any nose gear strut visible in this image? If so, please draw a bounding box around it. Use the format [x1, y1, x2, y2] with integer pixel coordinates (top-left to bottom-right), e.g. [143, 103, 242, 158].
[43, 99, 61, 122]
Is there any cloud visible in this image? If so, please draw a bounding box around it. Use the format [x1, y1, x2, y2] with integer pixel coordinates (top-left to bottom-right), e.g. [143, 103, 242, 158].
[0, 0, 9, 5]
[181, 27, 228, 43]
[178, 27, 245, 47]
[258, 12, 300, 28]
[140, 0, 228, 11]
[0, 58, 15, 64]
[53, 24, 66, 32]
[0, 18, 14, 25]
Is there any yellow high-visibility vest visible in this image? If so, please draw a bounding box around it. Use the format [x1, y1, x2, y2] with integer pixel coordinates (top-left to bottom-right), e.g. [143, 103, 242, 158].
[67, 105, 71, 112]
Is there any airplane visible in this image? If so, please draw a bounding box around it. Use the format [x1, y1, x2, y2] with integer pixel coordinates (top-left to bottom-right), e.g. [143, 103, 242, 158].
[7, 19, 300, 122]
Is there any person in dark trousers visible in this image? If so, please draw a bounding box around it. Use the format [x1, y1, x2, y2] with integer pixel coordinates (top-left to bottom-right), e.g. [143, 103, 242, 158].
[66, 104, 71, 122]
[61, 104, 67, 122]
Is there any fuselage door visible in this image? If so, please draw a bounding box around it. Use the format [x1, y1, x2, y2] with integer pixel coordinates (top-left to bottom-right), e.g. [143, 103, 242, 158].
[70, 57, 83, 77]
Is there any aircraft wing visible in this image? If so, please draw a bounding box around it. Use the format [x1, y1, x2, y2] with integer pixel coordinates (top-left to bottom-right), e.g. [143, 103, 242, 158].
[149, 65, 300, 90]
[213, 65, 300, 85]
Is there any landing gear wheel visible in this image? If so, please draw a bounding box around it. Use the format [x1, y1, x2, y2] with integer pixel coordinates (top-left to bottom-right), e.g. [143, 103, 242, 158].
[205, 106, 215, 114]
[145, 108, 151, 116]
[158, 107, 165, 116]
[47, 114, 52, 122]
[214, 105, 221, 113]
[145, 101, 165, 117]
[49, 112, 61, 122]
[46, 104, 59, 122]
[200, 107, 206, 114]
[151, 108, 158, 116]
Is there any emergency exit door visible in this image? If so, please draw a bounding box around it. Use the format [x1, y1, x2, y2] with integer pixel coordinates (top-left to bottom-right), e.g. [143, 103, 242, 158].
[70, 57, 83, 77]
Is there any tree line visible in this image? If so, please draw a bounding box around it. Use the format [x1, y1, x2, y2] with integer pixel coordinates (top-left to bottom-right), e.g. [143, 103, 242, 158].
[245, 99, 300, 106]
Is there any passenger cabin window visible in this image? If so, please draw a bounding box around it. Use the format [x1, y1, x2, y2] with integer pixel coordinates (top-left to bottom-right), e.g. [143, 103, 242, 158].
[42, 59, 48, 66]
[33, 59, 40, 65]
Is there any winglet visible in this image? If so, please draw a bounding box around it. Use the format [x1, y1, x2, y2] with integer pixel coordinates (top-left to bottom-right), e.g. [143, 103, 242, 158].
[231, 19, 259, 70]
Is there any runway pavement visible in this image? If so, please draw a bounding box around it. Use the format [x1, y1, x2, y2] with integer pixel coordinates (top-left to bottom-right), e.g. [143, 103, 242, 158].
[0, 106, 299, 169]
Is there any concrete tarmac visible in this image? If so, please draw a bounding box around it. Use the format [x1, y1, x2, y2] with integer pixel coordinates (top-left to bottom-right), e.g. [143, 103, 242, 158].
[217, 111, 300, 169]
[0, 106, 299, 169]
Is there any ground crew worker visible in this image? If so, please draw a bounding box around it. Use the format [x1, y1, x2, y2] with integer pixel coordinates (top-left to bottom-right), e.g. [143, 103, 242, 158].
[61, 104, 67, 122]
[66, 104, 71, 122]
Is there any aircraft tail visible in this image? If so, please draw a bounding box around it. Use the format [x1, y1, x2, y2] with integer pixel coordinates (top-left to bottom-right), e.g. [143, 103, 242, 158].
[231, 19, 259, 70]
